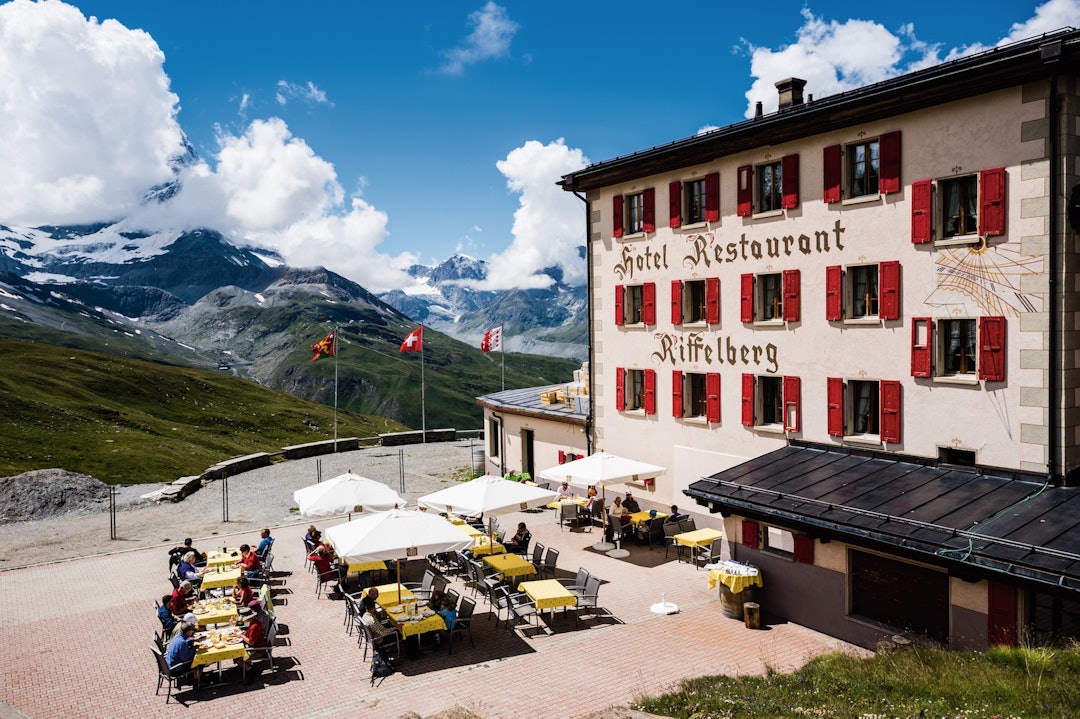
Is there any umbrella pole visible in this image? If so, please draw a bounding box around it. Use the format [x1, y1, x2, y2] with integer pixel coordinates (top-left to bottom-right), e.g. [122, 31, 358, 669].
[593, 485, 616, 552]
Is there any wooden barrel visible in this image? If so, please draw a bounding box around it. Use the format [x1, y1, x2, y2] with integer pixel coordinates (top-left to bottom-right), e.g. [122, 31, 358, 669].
[719, 584, 756, 619]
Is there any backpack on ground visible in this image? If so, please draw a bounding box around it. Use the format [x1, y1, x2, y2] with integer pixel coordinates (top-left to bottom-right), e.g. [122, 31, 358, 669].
[370, 648, 395, 686]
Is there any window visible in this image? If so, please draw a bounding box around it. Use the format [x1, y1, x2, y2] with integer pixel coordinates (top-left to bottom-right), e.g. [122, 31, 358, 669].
[741, 374, 800, 431]
[487, 417, 500, 460]
[825, 261, 900, 321]
[615, 367, 655, 414]
[669, 173, 719, 227]
[612, 188, 655, 238]
[737, 154, 799, 216]
[911, 168, 1006, 244]
[911, 316, 1005, 381]
[823, 131, 901, 202]
[673, 370, 720, 421]
[671, 278, 719, 325]
[764, 525, 795, 557]
[742, 520, 813, 563]
[827, 377, 901, 443]
[614, 282, 655, 326]
[740, 270, 800, 323]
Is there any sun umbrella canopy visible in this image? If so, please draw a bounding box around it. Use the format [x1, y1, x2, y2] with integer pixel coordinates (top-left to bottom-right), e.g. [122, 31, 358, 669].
[324, 508, 474, 565]
[538, 452, 666, 488]
[418, 474, 558, 516]
[293, 472, 405, 518]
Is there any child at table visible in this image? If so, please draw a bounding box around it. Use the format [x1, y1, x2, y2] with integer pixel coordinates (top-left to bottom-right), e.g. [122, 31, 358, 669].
[233, 575, 253, 607]
[438, 595, 457, 630]
[427, 589, 446, 611]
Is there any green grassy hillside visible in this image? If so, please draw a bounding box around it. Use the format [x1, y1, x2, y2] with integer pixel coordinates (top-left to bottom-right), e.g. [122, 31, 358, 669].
[0, 339, 406, 484]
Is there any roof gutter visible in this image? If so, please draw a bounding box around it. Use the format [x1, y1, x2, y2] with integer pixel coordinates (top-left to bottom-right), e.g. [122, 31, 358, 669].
[568, 183, 594, 456]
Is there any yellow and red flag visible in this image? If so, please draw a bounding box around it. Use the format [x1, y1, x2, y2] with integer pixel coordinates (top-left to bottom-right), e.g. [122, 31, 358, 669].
[312, 330, 336, 362]
[400, 326, 423, 352]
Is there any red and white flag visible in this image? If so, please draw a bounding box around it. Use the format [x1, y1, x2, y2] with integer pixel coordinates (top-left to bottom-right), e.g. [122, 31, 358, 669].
[311, 330, 336, 362]
[399, 326, 423, 352]
[480, 326, 502, 353]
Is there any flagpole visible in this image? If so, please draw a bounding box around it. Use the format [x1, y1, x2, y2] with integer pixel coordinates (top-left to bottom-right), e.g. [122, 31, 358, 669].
[500, 324, 505, 392]
[333, 328, 339, 452]
[421, 325, 427, 444]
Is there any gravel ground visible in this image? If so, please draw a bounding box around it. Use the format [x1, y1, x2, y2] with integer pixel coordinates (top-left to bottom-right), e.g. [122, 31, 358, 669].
[0, 439, 485, 569]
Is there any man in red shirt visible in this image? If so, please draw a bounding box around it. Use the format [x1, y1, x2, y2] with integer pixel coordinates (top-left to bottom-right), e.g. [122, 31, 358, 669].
[234, 544, 262, 579]
[170, 581, 194, 614]
[236, 600, 267, 679]
[308, 544, 335, 576]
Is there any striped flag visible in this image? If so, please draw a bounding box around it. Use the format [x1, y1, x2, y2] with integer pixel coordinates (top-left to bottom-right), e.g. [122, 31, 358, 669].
[311, 330, 336, 362]
[480, 326, 502, 353]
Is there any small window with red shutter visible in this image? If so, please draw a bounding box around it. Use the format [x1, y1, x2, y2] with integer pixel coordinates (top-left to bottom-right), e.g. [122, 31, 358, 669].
[919, 168, 1007, 246]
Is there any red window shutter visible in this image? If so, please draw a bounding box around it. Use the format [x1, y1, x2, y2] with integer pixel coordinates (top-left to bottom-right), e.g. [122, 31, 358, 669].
[558, 450, 565, 464]
[612, 195, 623, 239]
[670, 280, 683, 325]
[827, 377, 844, 436]
[911, 179, 933, 243]
[978, 316, 1006, 381]
[879, 131, 901, 194]
[911, 317, 932, 377]
[668, 181, 682, 228]
[979, 167, 1006, 237]
[823, 145, 841, 203]
[782, 269, 800, 322]
[643, 369, 656, 415]
[741, 373, 755, 426]
[781, 153, 799, 209]
[615, 368, 625, 411]
[737, 165, 753, 216]
[614, 284, 624, 326]
[792, 533, 814, 564]
[705, 277, 720, 325]
[642, 282, 656, 325]
[878, 260, 900, 320]
[706, 372, 721, 423]
[705, 172, 720, 222]
[642, 187, 655, 232]
[783, 375, 801, 432]
[672, 370, 683, 418]
[880, 380, 901, 443]
[741, 520, 759, 549]
[740, 273, 754, 323]
[825, 266, 842, 321]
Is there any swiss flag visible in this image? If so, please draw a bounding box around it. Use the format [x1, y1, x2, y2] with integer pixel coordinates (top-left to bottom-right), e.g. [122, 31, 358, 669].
[480, 326, 501, 353]
[400, 326, 423, 352]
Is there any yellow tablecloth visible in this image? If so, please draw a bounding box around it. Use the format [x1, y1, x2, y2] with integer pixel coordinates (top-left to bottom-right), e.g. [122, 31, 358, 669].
[205, 549, 241, 567]
[628, 511, 667, 528]
[387, 608, 446, 637]
[483, 553, 535, 579]
[674, 528, 724, 548]
[518, 579, 576, 610]
[546, 497, 588, 510]
[364, 583, 417, 609]
[707, 570, 763, 594]
[201, 567, 242, 590]
[453, 522, 483, 538]
[446, 514, 468, 525]
[191, 630, 248, 668]
[191, 601, 239, 627]
[468, 538, 506, 556]
[346, 560, 387, 574]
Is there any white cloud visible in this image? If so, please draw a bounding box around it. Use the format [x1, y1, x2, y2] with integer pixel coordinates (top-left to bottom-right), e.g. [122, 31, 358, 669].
[275, 79, 332, 107]
[0, 0, 185, 225]
[740, 0, 1080, 118]
[482, 139, 588, 290]
[438, 1, 518, 76]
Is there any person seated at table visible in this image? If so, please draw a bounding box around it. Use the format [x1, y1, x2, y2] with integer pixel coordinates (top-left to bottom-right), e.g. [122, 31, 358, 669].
[171, 581, 195, 615]
[308, 544, 335, 577]
[234, 544, 262, 579]
[177, 552, 207, 583]
[623, 491, 641, 514]
[255, 528, 274, 560]
[158, 594, 179, 635]
[170, 537, 206, 567]
[303, 525, 319, 544]
[437, 595, 457, 630]
[606, 498, 632, 543]
[234, 601, 267, 678]
[427, 589, 446, 611]
[668, 505, 687, 523]
[360, 596, 396, 638]
[504, 522, 531, 554]
[165, 621, 202, 687]
[581, 486, 602, 519]
[232, 575, 254, 607]
[555, 481, 574, 500]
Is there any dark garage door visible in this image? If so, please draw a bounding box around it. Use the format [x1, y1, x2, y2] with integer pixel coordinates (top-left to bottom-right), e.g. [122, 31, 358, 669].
[851, 550, 949, 643]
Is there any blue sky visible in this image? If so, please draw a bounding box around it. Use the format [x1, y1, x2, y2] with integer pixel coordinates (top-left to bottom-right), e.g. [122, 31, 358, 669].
[0, 0, 1075, 292]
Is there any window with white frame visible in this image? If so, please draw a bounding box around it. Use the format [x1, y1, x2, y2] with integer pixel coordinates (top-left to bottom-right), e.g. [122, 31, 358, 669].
[741, 270, 800, 323]
[911, 316, 1006, 381]
[757, 160, 783, 212]
[911, 168, 1006, 244]
[685, 178, 707, 224]
[685, 280, 706, 323]
[741, 374, 800, 431]
[669, 173, 719, 228]
[615, 282, 655, 326]
[848, 139, 879, 197]
[823, 131, 901, 203]
[626, 369, 644, 410]
[763, 525, 795, 557]
[825, 261, 900, 322]
[487, 417, 500, 460]
[827, 377, 902, 443]
[684, 372, 707, 419]
[737, 155, 799, 216]
[616, 367, 655, 414]
[626, 192, 645, 235]
[612, 188, 656, 238]
[671, 278, 718, 325]
[673, 370, 720, 422]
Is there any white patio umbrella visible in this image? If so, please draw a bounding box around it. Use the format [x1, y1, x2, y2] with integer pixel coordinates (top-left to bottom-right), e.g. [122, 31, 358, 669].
[418, 474, 558, 548]
[538, 452, 666, 554]
[293, 471, 405, 518]
[324, 508, 475, 588]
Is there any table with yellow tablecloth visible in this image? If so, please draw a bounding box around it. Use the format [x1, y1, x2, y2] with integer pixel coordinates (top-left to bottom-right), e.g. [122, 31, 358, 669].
[363, 583, 417, 609]
[345, 559, 387, 574]
[483, 553, 535, 579]
[190, 600, 239, 627]
[452, 521, 483, 538]
[468, 537, 506, 557]
[386, 607, 446, 637]
[517, 579, 576, 611]
[191, 630, 248, 669]
[200, 567, 242, 590]
[673, 528, 724, 549]
[204, 549, 241, 568]
[546, 497, 588, 510]
[628, 510, 667, 528]
[707, 569, 763, 594]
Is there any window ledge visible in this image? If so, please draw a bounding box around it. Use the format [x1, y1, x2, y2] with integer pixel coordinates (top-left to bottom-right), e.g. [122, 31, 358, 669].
[842, 434, 882, 446]
[752, 319, 786, 328]
[935, 234, 981, 248]
[842, 317, 881, 326]
[621, 322, 650, 330]
[753, 424, 786, 435]
[751, 209, 783, 220]
[680, 321, 708, 329]
[618, 232, 646, 242]
[933, 375, 981, 386]
[621, 409, 647, 417]
[682, 416, 710, 426]
[678, 222, 709, 231]
[841, 194, 881, 206]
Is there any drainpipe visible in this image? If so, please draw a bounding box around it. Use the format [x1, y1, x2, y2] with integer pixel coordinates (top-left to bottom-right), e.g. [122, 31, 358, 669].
[1043, 40, 1062, 486]
[570, 184, 594, 456]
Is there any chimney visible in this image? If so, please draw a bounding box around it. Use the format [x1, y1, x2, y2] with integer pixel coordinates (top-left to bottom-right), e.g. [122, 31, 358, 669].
[775, 78, 807, 111]
[754, 101, 763, 120]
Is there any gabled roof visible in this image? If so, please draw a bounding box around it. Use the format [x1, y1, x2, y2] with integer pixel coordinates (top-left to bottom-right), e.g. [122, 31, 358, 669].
[477, 384, 588, 425]
[560, 29, 1080, 193]
[685, 442, 1080, 594]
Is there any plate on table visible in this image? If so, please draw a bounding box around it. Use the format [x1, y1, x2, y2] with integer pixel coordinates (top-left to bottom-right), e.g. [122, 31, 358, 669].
[389, 605, 403, 614]
[213, 641, 226, 649]
[421, 608, 435, 617]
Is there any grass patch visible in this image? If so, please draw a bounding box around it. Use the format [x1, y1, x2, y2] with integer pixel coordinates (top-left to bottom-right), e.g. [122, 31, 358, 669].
[633, 645, 1080, 719]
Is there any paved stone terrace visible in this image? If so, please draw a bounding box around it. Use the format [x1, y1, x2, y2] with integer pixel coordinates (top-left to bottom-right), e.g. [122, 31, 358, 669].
[0, 508, 870, 718]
